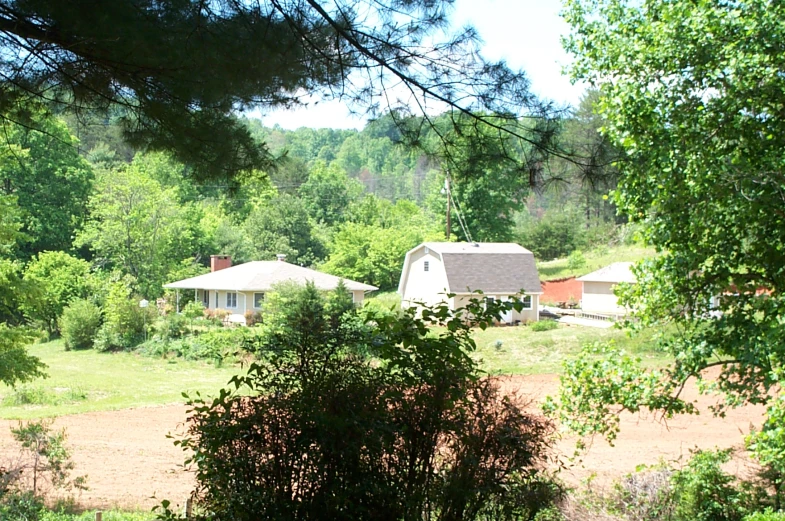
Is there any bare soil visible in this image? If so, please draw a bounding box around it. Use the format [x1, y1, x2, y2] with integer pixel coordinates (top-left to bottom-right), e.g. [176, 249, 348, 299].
[541, 278, 583, 305]
[0, 373, 767, 511]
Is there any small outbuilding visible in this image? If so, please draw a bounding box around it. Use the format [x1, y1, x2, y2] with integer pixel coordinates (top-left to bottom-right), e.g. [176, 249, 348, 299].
[577, 262, 637, 315]
[165, 255, 377, 324]
[398, 242, 542, 324]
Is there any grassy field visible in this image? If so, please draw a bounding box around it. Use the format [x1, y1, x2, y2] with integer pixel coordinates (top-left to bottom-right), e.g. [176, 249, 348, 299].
[0, 340, 242, 419]
[537, 244, 656, 281]
[0, 321, 671, 419]
[471, 322, 670, 374]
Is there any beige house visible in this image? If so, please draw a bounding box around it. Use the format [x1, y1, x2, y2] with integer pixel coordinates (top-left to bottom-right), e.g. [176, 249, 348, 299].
[577, 262, 637, 315]
[165, 255, 377, 324]
[398, 242, 543, 324]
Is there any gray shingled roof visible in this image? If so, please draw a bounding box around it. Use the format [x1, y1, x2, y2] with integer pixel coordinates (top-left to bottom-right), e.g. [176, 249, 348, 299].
[164, 261, 377, 292]
[423, 243, 541, 294]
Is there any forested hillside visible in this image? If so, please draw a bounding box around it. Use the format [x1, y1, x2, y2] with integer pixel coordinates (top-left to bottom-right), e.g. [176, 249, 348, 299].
[0, 95, 625, 348]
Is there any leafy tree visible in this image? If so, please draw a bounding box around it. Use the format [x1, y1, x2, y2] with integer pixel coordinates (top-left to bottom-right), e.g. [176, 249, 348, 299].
[77, 160, 206, 297]
[299, 161, 363, 226]
[244, 194, 325, 265]
[0, 112, 94, 258]
[171, 294, 556, 521]
[0, 195, 26, 256]
[20, 251, 93, 334]
[0, 0, 554, 181]
[322, 223, 426, 291]
[0, 325, 46, 386]
[554, 0, 785, 461]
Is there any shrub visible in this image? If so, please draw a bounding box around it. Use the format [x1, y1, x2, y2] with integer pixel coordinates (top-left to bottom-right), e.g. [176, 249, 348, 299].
[59, 299, 101, 350]
[244, 309, 262, 326]
[172, 297, 556, 521]
[531, 320, 559, 332]
[671, 449, 749, 521]
[567, 250, 586, 270]
[155, 313, 188, 341]
[94, 279, 155, 351]
[745, 511, 785, 521]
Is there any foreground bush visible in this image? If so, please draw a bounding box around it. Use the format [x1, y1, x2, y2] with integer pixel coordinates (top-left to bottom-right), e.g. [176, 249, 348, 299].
[59, 299, 102, 350]
[167, 290, 556, 521]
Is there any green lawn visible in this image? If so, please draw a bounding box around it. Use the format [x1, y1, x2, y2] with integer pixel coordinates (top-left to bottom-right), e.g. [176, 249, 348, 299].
[471, 322, 670, 374]
[1, 322, 671, 419]
[0, 340, 242, 419]
[537, 245, 656, 281]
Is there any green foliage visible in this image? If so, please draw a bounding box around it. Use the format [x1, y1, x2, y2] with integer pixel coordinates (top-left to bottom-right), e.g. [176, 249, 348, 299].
[243, 194, 326, 265]
[76, 160, 207, 298]
[0, 324, 46, 386]
[170, 296, 555, 521]
[94, 279, 155, 351]
[59, 299, 102, 350]
[745, 511, 785, 521]
[9, 420, 87, 497]
[562, 0, 785, 457]
[0, 491, 45, 521]
[544, 341, 695, 447]
[530, 320, 558, 332]
[671, 449, 748, 521]
[298, 160, 362, 226]
[21, 252, 93, 334]
[567, 250, 586, 270]
[520, 212, 585, 261]
[0, 112, 94, 258]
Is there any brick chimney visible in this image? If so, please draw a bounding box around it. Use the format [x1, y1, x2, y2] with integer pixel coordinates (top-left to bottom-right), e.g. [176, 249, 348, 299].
[210, 255, 232, 272]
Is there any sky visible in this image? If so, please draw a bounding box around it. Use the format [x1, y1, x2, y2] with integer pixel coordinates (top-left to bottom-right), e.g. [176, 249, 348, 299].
[257, 0, 585, 130]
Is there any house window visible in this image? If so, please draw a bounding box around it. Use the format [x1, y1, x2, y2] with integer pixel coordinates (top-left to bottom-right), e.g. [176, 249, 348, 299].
[485, 296, 495, 308]
[253, 292, 265, 308]
[424, 261, 429, 272]
[202, 290, 209, 307]
[226, 292, 238, 308]
[521, 295, 532, 309]
[214, 292, 218, 309]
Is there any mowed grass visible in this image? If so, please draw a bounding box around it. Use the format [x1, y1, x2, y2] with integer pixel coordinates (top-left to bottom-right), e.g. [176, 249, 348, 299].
[0, 340, 242, 419]
[471, 322, 671, 375]
[538, 244, 656, 281]
[0, 321, 671, 419]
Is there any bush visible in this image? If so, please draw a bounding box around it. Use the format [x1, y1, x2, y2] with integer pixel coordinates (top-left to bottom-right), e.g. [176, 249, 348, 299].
[59, 299, 101, 350]
[567, 250, 586, 270]
[745, 511, 785, 521]
[671, 449, 749, 521]
[172, 296, 556, 521]
[155, 313, 188, 341]
[94, 279, 155, 351]
[531, 320, 559, 332]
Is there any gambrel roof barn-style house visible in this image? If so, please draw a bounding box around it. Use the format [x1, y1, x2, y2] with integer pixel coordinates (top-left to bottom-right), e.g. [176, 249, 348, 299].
[398, 242, 542, 324]
[165, 255, 377, 324]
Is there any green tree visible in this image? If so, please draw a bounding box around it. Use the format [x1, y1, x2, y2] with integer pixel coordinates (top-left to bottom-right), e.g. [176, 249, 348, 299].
[0, 325, 46, 387]
[0, 112, 93, 258]
[244, 194, 325, 265]
[77, 160, 206, 297]
[299, 161, 363, 226]
[554, 0, 785, 460]
[21, 252, 93, 335]
[0, 1, 552, 181]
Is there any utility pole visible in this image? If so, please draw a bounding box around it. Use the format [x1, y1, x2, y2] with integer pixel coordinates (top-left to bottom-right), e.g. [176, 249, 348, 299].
[444, 176, 451, 239]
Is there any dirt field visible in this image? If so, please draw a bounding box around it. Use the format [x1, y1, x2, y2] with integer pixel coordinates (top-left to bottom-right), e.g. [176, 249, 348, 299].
[0, 373, 767, 511]
[541, 278, 583, 305]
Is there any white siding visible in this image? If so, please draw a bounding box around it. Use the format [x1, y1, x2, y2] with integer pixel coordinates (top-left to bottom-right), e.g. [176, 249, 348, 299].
[401, 248, 451, 308]
[581, 281, 627, 314]
[451, 294, 539, 324]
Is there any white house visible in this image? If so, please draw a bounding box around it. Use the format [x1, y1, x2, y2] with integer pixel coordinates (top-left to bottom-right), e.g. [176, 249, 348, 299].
[398, 242, 543, 324]
[577, 262, 637, 315]
[165, 255, 377, 324]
